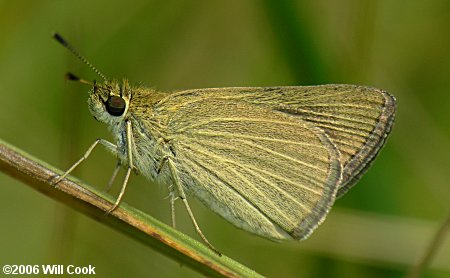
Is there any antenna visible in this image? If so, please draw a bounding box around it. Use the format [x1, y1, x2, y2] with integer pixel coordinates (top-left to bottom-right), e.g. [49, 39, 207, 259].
[53, 32, 107, 80]
[65, 72, 93, 85]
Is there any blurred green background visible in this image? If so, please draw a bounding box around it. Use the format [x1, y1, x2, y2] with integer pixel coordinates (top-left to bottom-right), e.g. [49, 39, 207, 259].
[1, 0, 449, 277]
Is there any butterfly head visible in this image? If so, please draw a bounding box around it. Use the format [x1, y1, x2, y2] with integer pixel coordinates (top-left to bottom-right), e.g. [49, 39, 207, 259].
[53, 33, 131, 125]
[87, 79, 131, 125]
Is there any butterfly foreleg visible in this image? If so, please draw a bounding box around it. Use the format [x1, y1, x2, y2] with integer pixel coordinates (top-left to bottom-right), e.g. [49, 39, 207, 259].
[52, 138, 117, 185]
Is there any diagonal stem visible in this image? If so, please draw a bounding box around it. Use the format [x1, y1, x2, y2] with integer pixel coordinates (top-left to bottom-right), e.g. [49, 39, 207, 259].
[0, 139, 262, 278]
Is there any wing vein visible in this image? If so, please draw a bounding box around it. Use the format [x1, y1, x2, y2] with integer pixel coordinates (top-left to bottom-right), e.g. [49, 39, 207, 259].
[191, 131, 326, 149]
[180, 141, 324, 196]
[282, 108, 378, 127]
[180, 145, 312, 215]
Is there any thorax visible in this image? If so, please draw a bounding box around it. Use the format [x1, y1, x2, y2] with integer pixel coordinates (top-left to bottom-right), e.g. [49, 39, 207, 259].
[109, 115, 171, 182]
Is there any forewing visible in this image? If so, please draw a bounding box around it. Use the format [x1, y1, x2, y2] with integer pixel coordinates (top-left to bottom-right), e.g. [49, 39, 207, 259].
[166, 99, 342, 240]
[240, 85, 396, 197]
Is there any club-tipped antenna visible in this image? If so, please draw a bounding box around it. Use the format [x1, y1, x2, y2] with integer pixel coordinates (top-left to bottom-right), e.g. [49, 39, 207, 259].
[53, 32, 107, 81]
[65, 72, 93, 85]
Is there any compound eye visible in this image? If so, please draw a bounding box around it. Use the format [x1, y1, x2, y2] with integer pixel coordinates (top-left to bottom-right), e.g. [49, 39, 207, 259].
[105, 95, 126, 116]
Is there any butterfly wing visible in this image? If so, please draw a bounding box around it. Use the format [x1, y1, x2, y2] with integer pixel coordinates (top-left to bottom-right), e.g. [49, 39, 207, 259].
[164, 98, 342, 240]
[238, 85, 396, 197]
[158, 85, 395, 197]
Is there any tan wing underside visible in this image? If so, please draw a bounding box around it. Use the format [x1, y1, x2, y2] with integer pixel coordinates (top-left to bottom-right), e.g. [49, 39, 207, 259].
[157, 85, 395, 197]
[166, 99, 341, 240]
[241, 85, 396, 196]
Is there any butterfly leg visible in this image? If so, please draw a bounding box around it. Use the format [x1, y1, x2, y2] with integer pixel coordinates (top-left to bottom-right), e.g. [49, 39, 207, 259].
[108, 120, 135, 213]
[167, 159, 221, 256]
[104, 161, 121, 192]
[168, 185, 177, 228]
[157, 152, 178, 228]
[52, 138, 117, 185]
